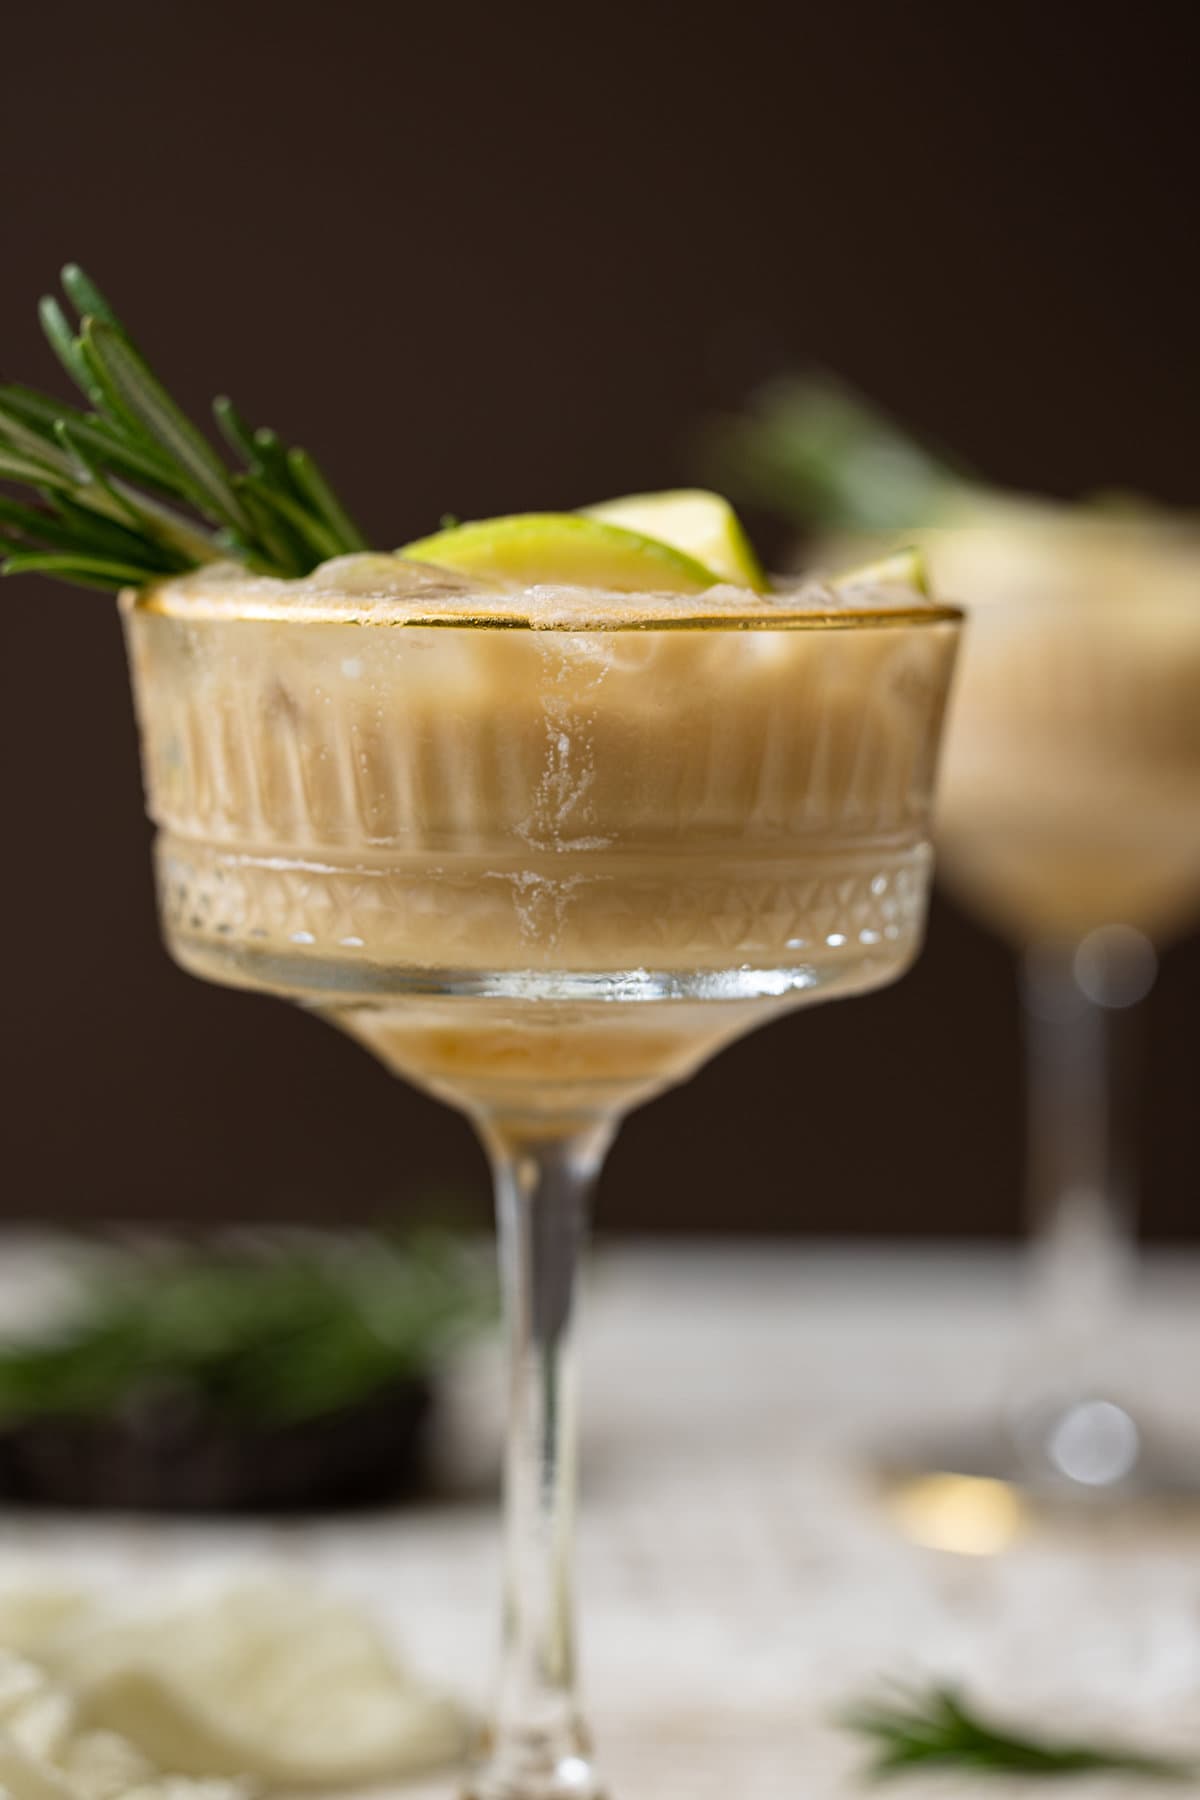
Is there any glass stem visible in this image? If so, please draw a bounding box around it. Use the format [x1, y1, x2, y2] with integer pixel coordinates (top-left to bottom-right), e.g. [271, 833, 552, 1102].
[1022, 927, 1155, 1378]
[468, 1112, 615, 1800]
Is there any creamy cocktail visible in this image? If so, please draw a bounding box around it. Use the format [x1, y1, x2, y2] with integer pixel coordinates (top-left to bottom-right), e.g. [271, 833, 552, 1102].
[121, 551, 957, 1794]
[3, 271, 962, 1800]
[912, 511, 1200, 1497]
[710, 375, 1200, 1501]
[932, 512, 1200, 945]
[842, 509, 1200, 1496]
[125, 556, 956, 1119]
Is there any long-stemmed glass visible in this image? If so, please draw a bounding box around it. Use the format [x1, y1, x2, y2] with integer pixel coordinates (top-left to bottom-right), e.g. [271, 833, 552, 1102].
[915, 516, 1200, 1499]
[121, 558, 959, 1799]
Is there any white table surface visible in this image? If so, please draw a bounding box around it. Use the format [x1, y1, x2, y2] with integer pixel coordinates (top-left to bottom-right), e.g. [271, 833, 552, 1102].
[5, 1241, 1200, 1799]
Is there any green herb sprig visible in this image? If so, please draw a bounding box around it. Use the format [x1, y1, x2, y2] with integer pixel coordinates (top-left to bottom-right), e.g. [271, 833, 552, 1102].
[701, 373, 1185, 542]
[0, 265, 367, 591]
[845, 1685, 1196, 1783]
[0, 1233, 492, 1426]
[699, 372, 974, 535]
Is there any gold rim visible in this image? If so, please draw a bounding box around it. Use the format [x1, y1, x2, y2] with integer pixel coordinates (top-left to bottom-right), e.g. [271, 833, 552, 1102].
[128, 588, 963, 633]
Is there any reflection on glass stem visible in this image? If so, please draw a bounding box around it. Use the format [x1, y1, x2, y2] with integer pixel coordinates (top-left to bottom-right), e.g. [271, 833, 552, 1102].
[1017, 924, 1157, 1491]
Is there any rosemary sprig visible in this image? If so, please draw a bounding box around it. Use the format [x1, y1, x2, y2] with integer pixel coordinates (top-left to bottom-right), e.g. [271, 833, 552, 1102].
[699, 372, 975, 534]
[0, 1232, 493, 1426]
[0, 265, 367, 591]
[845, 1685, 1196, 1782]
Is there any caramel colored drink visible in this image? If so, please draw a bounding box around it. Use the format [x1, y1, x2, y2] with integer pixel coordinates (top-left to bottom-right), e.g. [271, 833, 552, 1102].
[828, 508, 1200, 1504]
[124, 557, 958, 1117]
[928, 513, 1200, 946]
[2, 247, 964, 1800]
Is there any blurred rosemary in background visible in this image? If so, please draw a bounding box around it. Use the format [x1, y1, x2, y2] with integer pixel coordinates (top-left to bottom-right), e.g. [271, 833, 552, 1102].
[699, 372, 1173, 539]
[699, 373, 973, 535]
[845, 1685, 1196, 1782]
[0, 1233, 492, 1427]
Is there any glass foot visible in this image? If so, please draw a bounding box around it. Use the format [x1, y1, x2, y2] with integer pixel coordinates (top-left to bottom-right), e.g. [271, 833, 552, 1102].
[464, 1744, 606, 1800]
[875, 1396, 1200, 1542]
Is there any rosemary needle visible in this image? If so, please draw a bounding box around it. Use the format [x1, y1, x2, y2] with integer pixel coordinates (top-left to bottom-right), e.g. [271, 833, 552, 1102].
[0, 265, 366, 591]
[844, 1684, 1196, 1782]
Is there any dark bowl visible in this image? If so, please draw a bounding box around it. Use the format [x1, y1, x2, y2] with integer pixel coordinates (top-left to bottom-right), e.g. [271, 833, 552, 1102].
[0, 1375, 435, 1512]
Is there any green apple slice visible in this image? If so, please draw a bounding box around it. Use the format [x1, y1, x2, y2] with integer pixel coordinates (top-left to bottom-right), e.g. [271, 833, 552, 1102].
[582, 489, 768, 590]
[400, 513, 723, 592]
[831, 547, 930, 596]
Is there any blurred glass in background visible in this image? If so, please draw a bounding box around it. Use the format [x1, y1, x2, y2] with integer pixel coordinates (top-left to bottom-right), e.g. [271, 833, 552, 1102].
[706, 378, 1200, 1501]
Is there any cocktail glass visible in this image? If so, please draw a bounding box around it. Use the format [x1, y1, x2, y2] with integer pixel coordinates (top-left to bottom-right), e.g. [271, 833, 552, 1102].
[120, 556, 959, 1799]
[892, 512, 1200, 1502]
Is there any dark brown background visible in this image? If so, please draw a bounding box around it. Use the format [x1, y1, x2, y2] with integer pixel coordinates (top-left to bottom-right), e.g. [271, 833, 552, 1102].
[2, 1, 1197, 1236]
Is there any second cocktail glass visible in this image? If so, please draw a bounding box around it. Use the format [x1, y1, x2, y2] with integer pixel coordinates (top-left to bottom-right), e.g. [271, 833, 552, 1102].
[122, 556, 959, 1799]
[923, 515, 1200, 1500]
